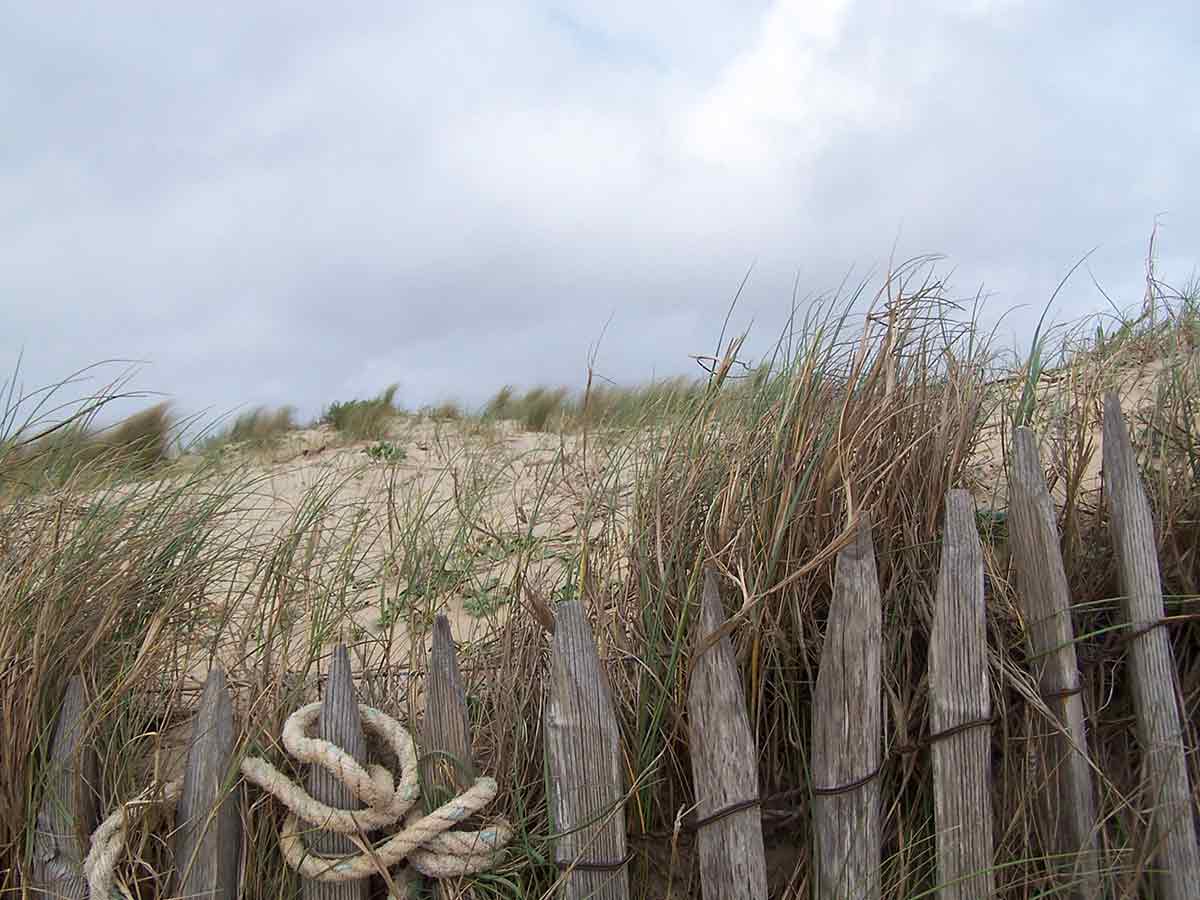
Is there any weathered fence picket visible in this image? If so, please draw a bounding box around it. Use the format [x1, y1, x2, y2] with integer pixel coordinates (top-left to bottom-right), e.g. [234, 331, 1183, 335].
[686, 566, 767, 900]
[1007, 426, 1100, 895]
[1101, 393, 1200, 899]
[305, 645, 370, 900]
[929, 490, 993, 900]
[31, 675, 98, 900]
[812, 514, 882, 900]
[172, 666, 240, 900]
[423, 614, 481, 900]
[544, 601, 630, 900]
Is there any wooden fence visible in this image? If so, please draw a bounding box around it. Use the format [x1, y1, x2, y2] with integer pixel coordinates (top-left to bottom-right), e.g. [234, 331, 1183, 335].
[30, 396, 1200, 898]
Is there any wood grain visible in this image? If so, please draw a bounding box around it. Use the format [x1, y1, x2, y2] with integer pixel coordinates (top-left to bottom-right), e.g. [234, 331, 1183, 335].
[686, 566, 767, 900]
[1102, 394, 1200, 899]
[423, 614, 480, 900]
[929, 490, 994, 900]
[812, 514, 882, 900]
[544, 601, 630, 900]
[305, 644, 371, 900]
[31, 675, 98, 899]
[1007, 427, 1100, 895]
[173, 667, 240, 900]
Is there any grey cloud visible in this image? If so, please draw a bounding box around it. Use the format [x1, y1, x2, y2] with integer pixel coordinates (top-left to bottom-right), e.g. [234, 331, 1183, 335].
[2, 0, 1197, 426]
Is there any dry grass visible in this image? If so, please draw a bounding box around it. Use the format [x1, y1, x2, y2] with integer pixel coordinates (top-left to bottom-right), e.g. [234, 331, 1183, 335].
[5, 254, 1200, 897]
[2, 396, 175, 493]
[202, 405, 298, 452]
[322, 384, 400, 441]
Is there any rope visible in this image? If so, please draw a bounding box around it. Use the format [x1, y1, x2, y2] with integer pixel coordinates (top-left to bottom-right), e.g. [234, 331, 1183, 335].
[240, 701, 513, 882]
[80, 702, 510, 895]
[83, 777, 183, 900]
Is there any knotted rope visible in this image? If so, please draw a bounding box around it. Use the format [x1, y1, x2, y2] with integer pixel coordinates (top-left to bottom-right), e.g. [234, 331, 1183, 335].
[239, 702, 513, 881]
[80, 703, 510, 896]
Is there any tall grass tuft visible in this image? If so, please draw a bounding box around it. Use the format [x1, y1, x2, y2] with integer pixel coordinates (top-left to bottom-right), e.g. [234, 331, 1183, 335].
[2, 398, 175, 492]
[203, 405, 297, 451]
[321, 384, 399, 440]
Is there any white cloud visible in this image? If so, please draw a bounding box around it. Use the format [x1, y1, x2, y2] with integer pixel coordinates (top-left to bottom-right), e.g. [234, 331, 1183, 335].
[0, 0, 1196, 419]
[677, 0, 882, 169]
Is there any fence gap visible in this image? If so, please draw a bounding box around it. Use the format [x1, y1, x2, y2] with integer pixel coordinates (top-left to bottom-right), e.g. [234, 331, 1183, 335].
[31, 674, 98, 900]
[1102, 394, 1200, 898]
[687, 565, 767, 899]
[929, 490, 994, 899]
[172, 667, 240, 900]
[812, 513, 882, 900]
[304, 644, 370, 900]
[543, 601, 630, 900]
[422, 614, 480, 900]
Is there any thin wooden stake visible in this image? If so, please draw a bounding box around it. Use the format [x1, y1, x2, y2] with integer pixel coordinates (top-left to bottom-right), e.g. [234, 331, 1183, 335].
[423, 614, 480, 900]
[31, 675, 99, 900]
[1007, 427, 1101, 895]
[544, 601, 630, 900]
[1102, 394, 1200, 899]
[173, 667, 240, 900]
[687, 566, 767, 900]
[929, 490, 994, 900]
[812, 514, 882, 900]
[305, 644, 370, 900]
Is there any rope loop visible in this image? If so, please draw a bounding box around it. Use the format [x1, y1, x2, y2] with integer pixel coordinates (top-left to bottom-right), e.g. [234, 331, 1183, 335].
[81, 702, 511, 894]
[240, 702, 512, 881]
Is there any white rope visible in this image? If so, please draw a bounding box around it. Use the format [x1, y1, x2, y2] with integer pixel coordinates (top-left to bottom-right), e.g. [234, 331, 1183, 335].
[240, 702, 513, 881]
[83, 777, 182, 900]
[80, 702, 510, 895]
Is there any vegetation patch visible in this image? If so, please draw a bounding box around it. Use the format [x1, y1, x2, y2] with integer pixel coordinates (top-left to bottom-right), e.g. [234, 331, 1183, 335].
[321, 384, 399, 441]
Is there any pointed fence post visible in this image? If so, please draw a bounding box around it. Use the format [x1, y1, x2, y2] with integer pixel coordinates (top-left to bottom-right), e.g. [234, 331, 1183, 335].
[31, 675, 99, 899]
[929, 491, 994, 899]
[305, 645, 371, 900]
[1007, 427, 1101, 895]
[422, 614, 481, 900]
[173, 667, 240, 900]
[544, 601, 630, 900]
[687, 566, 767, 900]
[1102, 394, 1200, 899]
[812, 514, 882, 900]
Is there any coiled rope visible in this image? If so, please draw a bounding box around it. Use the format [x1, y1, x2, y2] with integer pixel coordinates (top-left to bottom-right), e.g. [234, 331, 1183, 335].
[81, 703, 510, 896]
[240, 702, 512, 881]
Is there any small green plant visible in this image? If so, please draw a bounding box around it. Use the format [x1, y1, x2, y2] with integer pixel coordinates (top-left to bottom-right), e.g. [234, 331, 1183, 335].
[365, 441, 407, 463]
[462, 577, 509, 618]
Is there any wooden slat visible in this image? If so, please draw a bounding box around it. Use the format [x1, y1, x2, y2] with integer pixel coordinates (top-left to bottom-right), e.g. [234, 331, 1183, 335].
[687, 566, 767, 900]
[544, 601, 630, 900]
[423, 614, 479, 900]
[1007, 427, 1100, 895]
[173, 667, 240, 900]
[929, 490, 994, 899]
[305, 644, 370, 900]
[31, 675, 99, 899]
[812, 514, 882, 900]
[1101, 393, 1200, 899]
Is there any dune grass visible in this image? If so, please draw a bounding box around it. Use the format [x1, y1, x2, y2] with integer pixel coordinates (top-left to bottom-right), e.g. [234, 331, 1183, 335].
[5, 255, 1200, 897]
[1, 387, 176, 494]
[481, 377, 708, 433]
[321, 384, 400, 441]
[200, 405, 298, 453]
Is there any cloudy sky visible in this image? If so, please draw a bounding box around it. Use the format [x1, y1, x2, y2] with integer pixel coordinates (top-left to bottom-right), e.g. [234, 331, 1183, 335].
[3, 1, 1197, 425]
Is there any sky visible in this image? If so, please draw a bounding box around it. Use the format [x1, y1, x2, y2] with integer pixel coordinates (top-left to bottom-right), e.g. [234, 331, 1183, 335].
[2, 1, 1198, 427]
